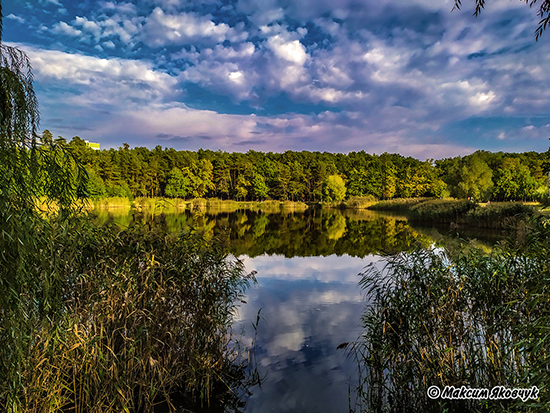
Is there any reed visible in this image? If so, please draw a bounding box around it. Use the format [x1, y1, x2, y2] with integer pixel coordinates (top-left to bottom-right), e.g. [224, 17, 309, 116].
[206, 198, 240, 212]
[341, 195, 377, 209]
[0, 216, 258, 413]
[369, 197, 433, 212]
[189, 198, 208, 212]
[92, 196, 132, 209]
[408, 198, 477, 223]
[280, 200, 308, 210]
[254, 200, 283, 213]
[462, 202, 536, 228]
[349, 216, 550, 412]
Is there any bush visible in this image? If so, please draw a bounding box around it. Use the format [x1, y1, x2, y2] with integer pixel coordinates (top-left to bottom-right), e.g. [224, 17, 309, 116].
[463, 202, 536, 228]
[342, 195, 377, 209]
[351, 219, 550, 412]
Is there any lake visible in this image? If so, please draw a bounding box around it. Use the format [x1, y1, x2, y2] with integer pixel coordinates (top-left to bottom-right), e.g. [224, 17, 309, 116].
[94, 207, 504, 412]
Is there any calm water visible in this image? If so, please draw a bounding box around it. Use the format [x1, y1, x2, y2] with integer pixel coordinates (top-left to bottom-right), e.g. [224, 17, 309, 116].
[95, 207, 500, 412]
[233, 254, 372, 412]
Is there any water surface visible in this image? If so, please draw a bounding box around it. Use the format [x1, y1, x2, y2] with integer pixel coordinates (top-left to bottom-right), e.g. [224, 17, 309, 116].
[94, 207, 502, 412]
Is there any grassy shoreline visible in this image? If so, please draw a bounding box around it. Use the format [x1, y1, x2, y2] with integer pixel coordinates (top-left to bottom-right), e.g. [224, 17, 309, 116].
[370, 197, 541, 229]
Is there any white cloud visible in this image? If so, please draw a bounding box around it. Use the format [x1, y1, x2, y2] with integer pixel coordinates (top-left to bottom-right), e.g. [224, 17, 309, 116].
[74, 16, 103, 40]
[52, 21, 82, 37]
[98, 1, 137, 15]
[141, 7, 247, 47]
[6, 14, 25, 24]
[102, 40, 116, 49]
[49, 11, 144, 47]
[21, 45, 178, 106]
[267, 35, 308, 65]
[174, 43, 261, 101]
[12, 0, 550, 155]
[240, 254, 375, 283]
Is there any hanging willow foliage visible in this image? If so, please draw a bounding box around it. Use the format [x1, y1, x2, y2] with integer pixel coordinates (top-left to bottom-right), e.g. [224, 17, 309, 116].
[0, 4, 259, 412]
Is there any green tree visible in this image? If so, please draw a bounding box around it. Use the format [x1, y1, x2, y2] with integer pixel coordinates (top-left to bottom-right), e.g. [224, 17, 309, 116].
[85, 166, 106, 199]
[213, 158, 231, 199]
[493, 158, 537, 201]
[235, 174, 250, 200]
[0, 9, 87, 409]
[165, 167, 190, 198]
[452, 155, 493, 201]
[323, 174, 347, 202]
[191, 159, 215, 198]
[251, 173, 269, 200]
[274, 164, 291, 200]
[381, 159, 397, 199]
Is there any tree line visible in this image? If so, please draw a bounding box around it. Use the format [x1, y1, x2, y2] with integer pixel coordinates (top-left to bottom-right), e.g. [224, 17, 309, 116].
[51, 131, 550, 202]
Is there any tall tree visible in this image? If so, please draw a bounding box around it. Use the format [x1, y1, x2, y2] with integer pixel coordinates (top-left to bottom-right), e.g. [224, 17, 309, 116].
[493, 157, 537, 201]
[165, 167, 190, 198]
[452, 154, 494, 200]
[323, 174, 347, 202]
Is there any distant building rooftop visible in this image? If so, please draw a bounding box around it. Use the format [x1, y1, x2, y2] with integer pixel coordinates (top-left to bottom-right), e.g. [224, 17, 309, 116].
[85, 140, 100, 150]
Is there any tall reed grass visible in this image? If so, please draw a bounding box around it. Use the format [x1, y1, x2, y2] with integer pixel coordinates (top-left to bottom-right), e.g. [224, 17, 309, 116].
[92, 196, 132, 209]
[0, 215, 258, 413]
[369, 198, 433, 212]
[349, 215, 550, 412]
[342, 195, 377, 209]
[408, 198, 477, 223]
[321, 196, 377, 210]
[462, 202, 536, 228]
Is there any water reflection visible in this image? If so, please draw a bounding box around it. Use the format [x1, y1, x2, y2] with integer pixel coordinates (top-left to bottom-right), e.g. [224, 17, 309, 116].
[233, 254, 376, 413]
[91, 207, 502, 412]
[94, 208, 435, 258]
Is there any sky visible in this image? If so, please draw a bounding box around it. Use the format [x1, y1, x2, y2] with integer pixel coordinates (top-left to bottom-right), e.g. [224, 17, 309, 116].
[4, 0, 550, 159]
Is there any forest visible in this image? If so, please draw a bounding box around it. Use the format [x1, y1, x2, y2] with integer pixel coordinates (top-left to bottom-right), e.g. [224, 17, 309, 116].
[52, 131, 550, 203]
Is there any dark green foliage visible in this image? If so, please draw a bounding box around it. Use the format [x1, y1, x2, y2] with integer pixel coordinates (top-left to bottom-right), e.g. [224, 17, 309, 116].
[493, 158, 537, 201]
[182, 209, 433, 258]
[164, 167, 190, 198]
[383, 198, 538, 229]
[462, 202, 536, 228]
[34, 137, 550, 206]
[0, 216, 258, 412]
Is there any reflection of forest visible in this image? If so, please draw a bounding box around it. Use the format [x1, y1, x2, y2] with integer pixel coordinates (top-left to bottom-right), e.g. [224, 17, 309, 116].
[95, 208, 436, 257]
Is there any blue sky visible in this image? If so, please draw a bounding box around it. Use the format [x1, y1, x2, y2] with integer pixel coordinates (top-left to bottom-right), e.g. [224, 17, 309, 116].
[4, 0, 550, 158]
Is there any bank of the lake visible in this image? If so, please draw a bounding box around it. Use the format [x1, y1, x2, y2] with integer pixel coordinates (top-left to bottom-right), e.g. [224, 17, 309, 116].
[369, 197, 543, 229]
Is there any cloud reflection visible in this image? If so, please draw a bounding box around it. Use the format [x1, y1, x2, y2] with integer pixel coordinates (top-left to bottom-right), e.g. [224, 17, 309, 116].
[234, 254, 371, 413]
